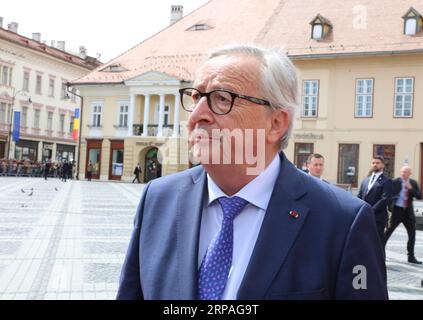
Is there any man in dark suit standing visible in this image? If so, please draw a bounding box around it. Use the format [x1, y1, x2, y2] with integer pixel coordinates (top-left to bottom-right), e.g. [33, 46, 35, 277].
[384, 166, 422, 264]
[132, 163, 141, 183]
[117, 44, 388, 300]
[358, 156, 393, 245]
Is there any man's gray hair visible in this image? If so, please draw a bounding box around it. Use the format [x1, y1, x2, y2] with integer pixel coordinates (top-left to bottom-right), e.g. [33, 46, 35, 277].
[205, 44, 299, 150]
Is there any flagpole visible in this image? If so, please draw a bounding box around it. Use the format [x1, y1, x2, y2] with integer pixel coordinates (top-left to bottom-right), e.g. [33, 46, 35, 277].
[65, 83, 84, 180]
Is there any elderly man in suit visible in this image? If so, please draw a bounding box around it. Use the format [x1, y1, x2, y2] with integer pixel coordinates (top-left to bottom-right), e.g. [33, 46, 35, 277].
[117, 44, 388, 300]
[358, 156, 393, 245]
[384, 166, 422, 264]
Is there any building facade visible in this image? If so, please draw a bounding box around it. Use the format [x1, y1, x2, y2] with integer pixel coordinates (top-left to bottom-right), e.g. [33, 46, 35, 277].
[0, 20, 101, 163]
[72, 0, 423, 192]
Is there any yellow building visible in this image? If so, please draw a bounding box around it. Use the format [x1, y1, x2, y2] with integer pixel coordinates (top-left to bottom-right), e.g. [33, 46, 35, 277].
[71, 0, 423, 192]
[0, 20, 101, 162]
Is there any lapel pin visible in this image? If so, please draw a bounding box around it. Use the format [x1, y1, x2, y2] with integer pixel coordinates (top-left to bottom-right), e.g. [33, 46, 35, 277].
[289, 210, 299, 219]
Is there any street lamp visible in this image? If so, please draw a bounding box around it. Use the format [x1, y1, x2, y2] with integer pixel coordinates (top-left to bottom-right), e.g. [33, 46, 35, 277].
[65, 83, 83, 180]
[6, 89, 31, 160]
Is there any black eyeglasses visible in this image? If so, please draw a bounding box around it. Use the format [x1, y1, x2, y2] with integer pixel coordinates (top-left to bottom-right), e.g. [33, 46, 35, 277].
[179, 88, 271, 115]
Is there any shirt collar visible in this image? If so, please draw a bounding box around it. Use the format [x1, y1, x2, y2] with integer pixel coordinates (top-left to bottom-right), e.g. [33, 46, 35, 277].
[372, 171, 383, 179]
[206, 154, 281, 211]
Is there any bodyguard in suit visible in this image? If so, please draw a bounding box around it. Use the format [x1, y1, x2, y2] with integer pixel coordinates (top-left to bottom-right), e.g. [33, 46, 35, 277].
[357, 156, 393, 244]
[384, 166, 422, 264]
[117, 44, 388, 300]
[306, 153, 329, 183]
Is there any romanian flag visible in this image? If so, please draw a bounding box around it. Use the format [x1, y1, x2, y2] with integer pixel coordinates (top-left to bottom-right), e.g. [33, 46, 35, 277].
[72, 108, 80, 140]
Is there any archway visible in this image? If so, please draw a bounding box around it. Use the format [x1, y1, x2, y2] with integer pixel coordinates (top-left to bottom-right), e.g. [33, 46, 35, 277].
[144, 147, 162, 183]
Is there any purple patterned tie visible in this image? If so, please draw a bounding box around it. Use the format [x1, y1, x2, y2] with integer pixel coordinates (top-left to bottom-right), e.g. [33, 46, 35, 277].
[198, 196, 249, 300]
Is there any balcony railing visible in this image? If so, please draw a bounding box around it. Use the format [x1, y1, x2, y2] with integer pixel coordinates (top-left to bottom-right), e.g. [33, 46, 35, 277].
[133, 124, 176, 137]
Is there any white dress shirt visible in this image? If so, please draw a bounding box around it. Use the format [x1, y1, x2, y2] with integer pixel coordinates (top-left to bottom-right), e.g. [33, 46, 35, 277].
[368, 171, 383, 192]
[198, 154, 281, 300]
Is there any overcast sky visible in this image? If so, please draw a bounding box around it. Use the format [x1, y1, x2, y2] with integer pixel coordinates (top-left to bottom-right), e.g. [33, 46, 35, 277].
[2, 0, 211, 63]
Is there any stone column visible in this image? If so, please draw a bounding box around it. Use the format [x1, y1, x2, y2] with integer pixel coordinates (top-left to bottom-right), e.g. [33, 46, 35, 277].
[157, 94, 165, 137]
[173, 93, 180, 137]
[127, 94, 136, 136]
[142, 94, 150, 137]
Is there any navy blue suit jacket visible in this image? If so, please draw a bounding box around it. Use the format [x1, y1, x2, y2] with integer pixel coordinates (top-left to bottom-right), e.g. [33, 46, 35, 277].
[117, 153, 388, 300]
[357, 173, 393, 223]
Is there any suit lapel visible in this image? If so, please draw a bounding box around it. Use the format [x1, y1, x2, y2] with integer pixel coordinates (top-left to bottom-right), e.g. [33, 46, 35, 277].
[176, 167, 207, 299]
[237, 154, 310, 299]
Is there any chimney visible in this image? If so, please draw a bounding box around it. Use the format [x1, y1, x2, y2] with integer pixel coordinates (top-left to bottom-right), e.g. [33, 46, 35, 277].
[57, 41, 65, 51]
[0, 17, 3, 29]
[32, 33, 41, 42]
[51, 40, 55, 47]
[170, 5, 183, 25]
[79, 46, 87, 59]
[8, 22, 18, 33]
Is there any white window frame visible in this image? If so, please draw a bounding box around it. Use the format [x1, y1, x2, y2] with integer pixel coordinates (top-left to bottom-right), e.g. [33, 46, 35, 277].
[35, 74, 42, 94]
[0, 103, 6, 124]
[47, 111, 53, 130]
[312, 24, 323, 39]
[48, 78, 55, 97]
[355, 79, 374, 117]
[117, 101, 129, 128]
[34, 109, 40, 129]
[302, 80, 319, 118]
[154, 104, 170, 125]
[405, 18, 417, 35]
[60, 114, 65, 132]
[23, 71, 30, 91]
[61, 81, 67, 99]
[21, 106, 28, 127]
[394, 77, 414, 118]
[69, 116, 74, 134]
[91, 102, 103, 127]
[1, 66, 9, 85]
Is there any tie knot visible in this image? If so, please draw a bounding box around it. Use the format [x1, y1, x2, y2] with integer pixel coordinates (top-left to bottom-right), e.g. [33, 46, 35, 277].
[218, 196, 249, 220]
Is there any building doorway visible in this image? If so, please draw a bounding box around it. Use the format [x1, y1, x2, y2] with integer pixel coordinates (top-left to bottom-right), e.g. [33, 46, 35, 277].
[144, 147, 162, 183]
[86, 139, 102, 180]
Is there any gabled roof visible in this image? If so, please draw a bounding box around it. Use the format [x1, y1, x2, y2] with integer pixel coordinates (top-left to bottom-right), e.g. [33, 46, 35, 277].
[0, 27, 102, 70]
[73, 0, 423, 85]
[309, 14, 332, 26]
[402, 6, 423, 19]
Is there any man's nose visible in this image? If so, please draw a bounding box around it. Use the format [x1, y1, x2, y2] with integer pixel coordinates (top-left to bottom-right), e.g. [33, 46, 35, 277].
[188, 96, 214, 124]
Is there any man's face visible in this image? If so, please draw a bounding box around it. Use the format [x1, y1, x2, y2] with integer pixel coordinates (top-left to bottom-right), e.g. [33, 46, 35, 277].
[187, 55, 279, 167]
[400, 167, 411, 180]
[307, 157, 324, 178]
[371, 159, 384, 173]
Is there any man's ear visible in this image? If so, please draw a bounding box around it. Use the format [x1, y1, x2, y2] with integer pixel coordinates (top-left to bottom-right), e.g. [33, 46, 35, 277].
[267, 109, 290, 145]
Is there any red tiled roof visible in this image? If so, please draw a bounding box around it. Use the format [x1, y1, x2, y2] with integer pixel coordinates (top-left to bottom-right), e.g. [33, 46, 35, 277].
[0, 27, 102, 70]
[72, 0, 423, 84]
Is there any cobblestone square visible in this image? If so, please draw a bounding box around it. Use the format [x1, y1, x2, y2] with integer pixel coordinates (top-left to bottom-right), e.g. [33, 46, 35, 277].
[0, 177, 421, 299]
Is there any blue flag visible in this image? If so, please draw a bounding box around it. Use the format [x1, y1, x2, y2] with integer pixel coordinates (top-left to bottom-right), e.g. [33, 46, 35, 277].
[12, 111, 20, 142]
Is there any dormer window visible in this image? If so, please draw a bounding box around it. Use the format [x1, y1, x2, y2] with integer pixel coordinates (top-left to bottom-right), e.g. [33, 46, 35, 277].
[186, 22, 213, 31]
[310, 14, 332, 40]
[100, 64, 128, 72]
[402, 7, 423, 35]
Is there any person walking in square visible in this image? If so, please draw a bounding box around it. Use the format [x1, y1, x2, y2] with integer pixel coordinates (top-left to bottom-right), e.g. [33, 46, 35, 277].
[132, 163, 142, 183]
[384, 166, 422, 264]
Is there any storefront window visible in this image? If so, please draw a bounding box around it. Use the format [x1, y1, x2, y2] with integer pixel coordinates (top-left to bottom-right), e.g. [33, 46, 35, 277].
[111, 149, 124, 176]
[14, 140, 38, 161]
[373, 144, 395, 178]
[294, 143, 314, 170]
[338, 144, 359, 187]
